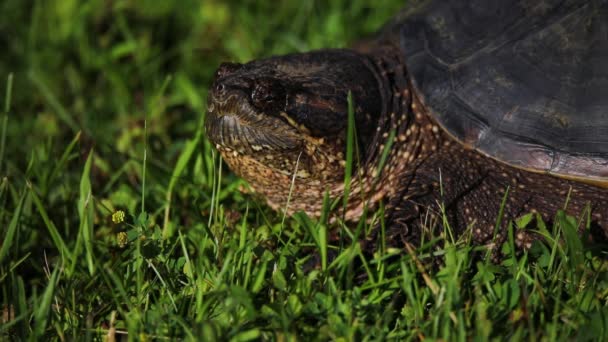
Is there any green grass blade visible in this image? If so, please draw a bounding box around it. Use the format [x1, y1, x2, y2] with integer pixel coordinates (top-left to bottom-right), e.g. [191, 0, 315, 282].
[45, 131, 81, 193]
[342, 91, 356, 211]
[77, 150, 95, 275]
[28, 186, 72, 263]
[485, 186, 510, 263]
[557, 210, 584, 267]
[0, 187, 27, 265]
[144, 75, 172, 216]
[0, 73, 13, 172]
[239, 204, 250, 250]
[141, 118, 147, 215]
[28, 70, 79, 133]
[2, 73, 11, 114]
[163, 119, 202, 238]
[374, 128, 396, 183]
[146, 259, 178, 312]
[33, 264, 60, 338]
[280, 149, 302, 231]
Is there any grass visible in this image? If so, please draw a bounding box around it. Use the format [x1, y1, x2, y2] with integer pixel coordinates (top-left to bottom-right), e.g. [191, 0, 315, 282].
[1, 0, 608, 340]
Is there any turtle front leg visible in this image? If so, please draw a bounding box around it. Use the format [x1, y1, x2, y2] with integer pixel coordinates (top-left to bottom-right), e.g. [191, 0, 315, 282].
[387, 143, 608, 250]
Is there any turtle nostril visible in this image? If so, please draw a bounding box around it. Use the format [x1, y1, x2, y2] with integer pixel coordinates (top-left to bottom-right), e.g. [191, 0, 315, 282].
[215, 83, 226, 93]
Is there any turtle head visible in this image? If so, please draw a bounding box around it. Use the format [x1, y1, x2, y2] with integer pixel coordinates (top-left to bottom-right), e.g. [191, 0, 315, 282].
[206, 49, 386, 186]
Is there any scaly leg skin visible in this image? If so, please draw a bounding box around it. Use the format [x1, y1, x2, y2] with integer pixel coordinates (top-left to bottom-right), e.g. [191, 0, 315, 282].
[385, 142, 608, 252]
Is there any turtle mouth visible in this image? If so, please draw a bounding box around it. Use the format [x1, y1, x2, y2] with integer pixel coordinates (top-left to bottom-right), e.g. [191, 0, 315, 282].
[205, 91, 302, 154]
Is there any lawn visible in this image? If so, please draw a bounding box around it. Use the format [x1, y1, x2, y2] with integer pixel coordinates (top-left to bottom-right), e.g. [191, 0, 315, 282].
[1, 0, 608, 340]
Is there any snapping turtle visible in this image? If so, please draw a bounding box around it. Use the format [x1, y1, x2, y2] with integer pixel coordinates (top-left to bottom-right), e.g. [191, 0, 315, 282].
[205, 0, 608, 247]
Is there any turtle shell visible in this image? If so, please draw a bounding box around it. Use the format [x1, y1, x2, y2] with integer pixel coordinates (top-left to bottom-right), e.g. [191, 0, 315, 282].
[395, 0, 608, 184]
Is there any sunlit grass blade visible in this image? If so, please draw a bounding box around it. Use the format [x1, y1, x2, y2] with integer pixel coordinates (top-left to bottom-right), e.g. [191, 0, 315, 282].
[163, 118, 202, 238]
[208, 150, 223, 229]
[342, 91, 356, 212]
[374, 128, 396, 183]
[484, 186, 510, 263]
[556, 210, 584, 268]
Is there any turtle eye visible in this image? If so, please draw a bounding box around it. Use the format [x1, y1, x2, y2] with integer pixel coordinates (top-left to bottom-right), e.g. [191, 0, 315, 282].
[215, 62, 243, 79]
[251, 78, 285, 112]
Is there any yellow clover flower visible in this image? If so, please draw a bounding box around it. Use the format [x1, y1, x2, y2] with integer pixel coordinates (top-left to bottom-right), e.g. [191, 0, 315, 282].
[117, 232, 128, 248]
[112, 210, 125, 224]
